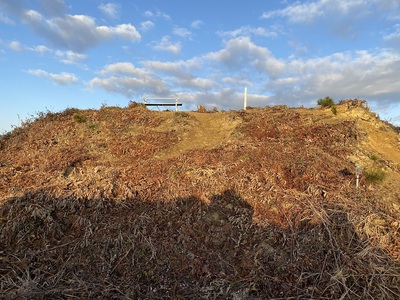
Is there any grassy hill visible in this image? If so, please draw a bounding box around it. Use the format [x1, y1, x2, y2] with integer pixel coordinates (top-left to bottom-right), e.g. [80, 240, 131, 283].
[1, 99, 400, 299]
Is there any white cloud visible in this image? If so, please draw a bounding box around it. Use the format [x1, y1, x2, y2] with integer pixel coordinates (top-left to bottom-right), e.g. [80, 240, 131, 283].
[173, 26, 192, 38]
[261, 0, 400, 24]
[31, 44, 52, 53]
[3, 5, 140, 52]
[268, 49, 400, 107]
[23, 9, 43, 23]
[191, 20, 203, 29]
[56, 50, 87, 64]
[0, 11, 15, 25]
[177, 77, 217, 91]
[40, 14, 140, 52]
[142, 39, 284, 103]
[143, 10, 153, 18]
[207, 37, 285, 76]
[88, 63, 169, 98]
[89, 60, 216, 99]
[144, 59, 201, 79]
[8, 40, 23, 51]
[217, 26, 278, 39]
[140, 20, 154, 32]
[99, 62, 148, 77]
[143, 59, 216, 91]
[7, 40, 52, 54]
[261, 0, 371, 23]
[98, 3, 120, 19]
[221, 76, 251, 86]
[153, 36, 181, 54]
[98, 23, 141, 41]
[26, 68, 78, 85]
[143, 10, 170, 20]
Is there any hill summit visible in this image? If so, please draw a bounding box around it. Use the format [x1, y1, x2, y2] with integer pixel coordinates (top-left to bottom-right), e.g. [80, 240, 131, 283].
[1, 99, 400, 299]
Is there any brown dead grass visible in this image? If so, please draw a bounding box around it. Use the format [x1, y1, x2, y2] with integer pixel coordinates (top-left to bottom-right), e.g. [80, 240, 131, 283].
[1, 100, 400, 299]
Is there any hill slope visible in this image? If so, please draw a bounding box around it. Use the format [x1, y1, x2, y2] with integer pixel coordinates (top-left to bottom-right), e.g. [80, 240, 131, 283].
[1, 100, 400, 299]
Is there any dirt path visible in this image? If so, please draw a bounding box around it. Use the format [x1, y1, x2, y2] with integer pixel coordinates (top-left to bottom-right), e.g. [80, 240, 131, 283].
[156, 112, 241, 159]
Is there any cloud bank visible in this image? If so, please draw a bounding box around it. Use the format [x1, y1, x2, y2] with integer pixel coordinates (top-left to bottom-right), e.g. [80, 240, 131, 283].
[1, 0, 140, 52]
[27, 69, 78, 85]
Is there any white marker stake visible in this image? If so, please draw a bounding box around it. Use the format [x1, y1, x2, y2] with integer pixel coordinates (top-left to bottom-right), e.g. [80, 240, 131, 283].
[356, 166, 362, 188]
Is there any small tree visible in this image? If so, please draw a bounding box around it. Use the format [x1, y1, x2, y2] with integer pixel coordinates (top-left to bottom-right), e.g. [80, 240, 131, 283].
[317, 96, 335, 107]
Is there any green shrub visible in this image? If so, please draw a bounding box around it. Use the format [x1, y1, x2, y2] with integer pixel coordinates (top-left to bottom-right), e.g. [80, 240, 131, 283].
[317, 96, 335, 107]
[62, 107, 80, 116]
[331, 106, 337, 115]
[370, 154, 379, 162]
[364, 168, 385, 184]
[73, 113, 87, 123]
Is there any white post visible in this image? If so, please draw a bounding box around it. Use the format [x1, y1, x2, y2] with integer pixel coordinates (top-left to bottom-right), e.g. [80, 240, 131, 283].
[356, 175, 359, 188]
[244, 87, 247, 110]
[356, 166, 362, 188]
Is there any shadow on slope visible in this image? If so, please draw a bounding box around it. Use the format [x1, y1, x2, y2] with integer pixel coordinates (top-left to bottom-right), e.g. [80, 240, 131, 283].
[1, 189, 399, 299]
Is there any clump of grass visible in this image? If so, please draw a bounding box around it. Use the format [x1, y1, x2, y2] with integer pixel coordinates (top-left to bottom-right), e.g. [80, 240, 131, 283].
[73, 113, 87, 123]
[363, 154, 386, 184]
[175, 112, 190, 118]
[364, 168, 386, 184]
[173, 111, 192, 125]
[370, 154, 379, 162]
[128, 101, 146, 109]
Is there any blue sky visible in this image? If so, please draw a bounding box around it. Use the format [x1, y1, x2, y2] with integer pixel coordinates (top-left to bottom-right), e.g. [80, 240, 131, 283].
[1, 0, 400, 133]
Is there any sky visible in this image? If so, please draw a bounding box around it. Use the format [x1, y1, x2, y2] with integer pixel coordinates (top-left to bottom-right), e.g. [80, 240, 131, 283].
[1, 0, 400, 133]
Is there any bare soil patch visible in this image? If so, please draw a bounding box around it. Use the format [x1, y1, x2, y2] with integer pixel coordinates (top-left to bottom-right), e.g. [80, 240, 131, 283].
[155, 112, 241, 158]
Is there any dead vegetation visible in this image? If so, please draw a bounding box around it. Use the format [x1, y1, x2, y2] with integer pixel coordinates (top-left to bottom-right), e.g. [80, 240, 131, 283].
[1, 100, 400, 299]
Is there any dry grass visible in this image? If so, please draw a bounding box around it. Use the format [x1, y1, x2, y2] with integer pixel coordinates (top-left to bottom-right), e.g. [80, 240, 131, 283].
[1, 100, 400, 299]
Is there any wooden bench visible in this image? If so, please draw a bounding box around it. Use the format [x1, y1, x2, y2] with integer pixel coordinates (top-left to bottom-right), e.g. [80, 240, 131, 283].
[144, 98, 182, 112]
